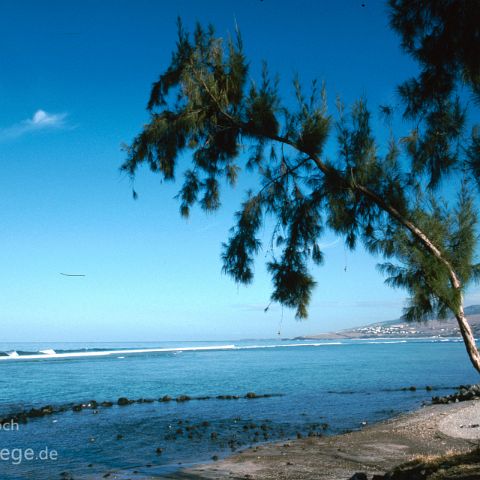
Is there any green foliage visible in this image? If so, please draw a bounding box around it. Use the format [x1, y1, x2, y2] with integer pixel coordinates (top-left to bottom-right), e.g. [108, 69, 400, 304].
[123, 19, 479, 326]
[389, 0, 480, 110]
[293, 79, 330, 155]
[467, 126, 480, 190]
[221, 194, 263, 284]
[401, 98, 465, 188]
[389, 0, 480, 187]
[245, 66, 280, 138]
[377, 190, 479, 321]
[122, 20, 248, 214]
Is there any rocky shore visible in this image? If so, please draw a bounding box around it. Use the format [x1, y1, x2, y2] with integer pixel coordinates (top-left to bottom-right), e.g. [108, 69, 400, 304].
[162, 391, 480, 480]
[5, 386, 480, 480]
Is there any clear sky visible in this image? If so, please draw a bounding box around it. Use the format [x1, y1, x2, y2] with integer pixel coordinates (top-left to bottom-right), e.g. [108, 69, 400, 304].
[1, 0, 478, 342]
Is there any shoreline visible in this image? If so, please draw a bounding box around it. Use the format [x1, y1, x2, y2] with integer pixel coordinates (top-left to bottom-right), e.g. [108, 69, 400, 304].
[156, 400, 480, 479]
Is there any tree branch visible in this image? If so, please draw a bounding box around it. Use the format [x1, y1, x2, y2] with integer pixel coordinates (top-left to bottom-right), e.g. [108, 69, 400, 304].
[193, 67, 464, 298]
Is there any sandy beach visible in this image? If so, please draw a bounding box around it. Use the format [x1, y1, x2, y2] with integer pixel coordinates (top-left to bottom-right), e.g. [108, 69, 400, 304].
[158, 400, 480, 480]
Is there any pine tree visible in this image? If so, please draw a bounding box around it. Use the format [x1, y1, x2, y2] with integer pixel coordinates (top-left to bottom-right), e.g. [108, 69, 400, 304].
[122, 19, 480, 374]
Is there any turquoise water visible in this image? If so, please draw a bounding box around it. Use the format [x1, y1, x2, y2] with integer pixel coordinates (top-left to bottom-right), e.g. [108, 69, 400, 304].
[0, 339, 478, 479]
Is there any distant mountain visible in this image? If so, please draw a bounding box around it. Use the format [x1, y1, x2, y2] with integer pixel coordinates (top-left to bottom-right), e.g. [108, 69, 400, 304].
[376, 305, 480, 326]
[294, 305, 480, 340]
[465, 305, 480, 316]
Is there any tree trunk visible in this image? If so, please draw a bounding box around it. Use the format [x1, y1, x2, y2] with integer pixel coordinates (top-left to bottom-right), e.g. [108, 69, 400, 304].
[455, 304, 480, 374]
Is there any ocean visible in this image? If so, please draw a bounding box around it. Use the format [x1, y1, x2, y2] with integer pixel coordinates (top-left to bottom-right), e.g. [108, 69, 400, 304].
[0, 338, 478, 479]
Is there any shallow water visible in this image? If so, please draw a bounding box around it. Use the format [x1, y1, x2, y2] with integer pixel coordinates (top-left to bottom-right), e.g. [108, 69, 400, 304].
[0, 338, 477, 479]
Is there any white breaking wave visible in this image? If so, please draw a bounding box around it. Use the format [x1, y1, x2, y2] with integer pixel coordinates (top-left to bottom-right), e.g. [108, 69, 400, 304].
[235, 342, 343, 349]
[0, 342, 343, 361]
[366, 340, 408, 344]
[0, 345, 236, 361]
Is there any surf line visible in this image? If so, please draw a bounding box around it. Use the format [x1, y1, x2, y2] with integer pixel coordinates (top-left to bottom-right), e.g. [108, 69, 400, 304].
[0, 342, 344, 361]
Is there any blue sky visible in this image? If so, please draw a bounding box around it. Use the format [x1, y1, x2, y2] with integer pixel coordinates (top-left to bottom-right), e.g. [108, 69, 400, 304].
[1, 0, 478, 342]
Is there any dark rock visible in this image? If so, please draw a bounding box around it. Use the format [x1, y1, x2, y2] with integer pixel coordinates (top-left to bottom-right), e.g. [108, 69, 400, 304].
[176, 395, 191, 402]
[349, 474, 368, 480]
[101, 401, 113, 407]
[212, 455, 218, 461]
[432, 384, 480, 405]
[18, 413, 28, 423]
[117, 397, 131, 406]
[159, 395, 172, 402]
[156, 447, 163, 455]
[72, 405, 83, 412]
[29, 408, 44, 417]
[245, 392, 257, 399]
[116, 434, 123, 440]
[210, 431, 218, 439]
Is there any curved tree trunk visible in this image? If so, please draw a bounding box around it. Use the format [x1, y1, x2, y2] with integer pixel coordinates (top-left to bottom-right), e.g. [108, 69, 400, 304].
[455, 304, 480, 374]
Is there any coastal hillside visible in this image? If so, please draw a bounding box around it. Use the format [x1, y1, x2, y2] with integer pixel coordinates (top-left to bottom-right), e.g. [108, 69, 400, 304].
[295, 306, 480, 340]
